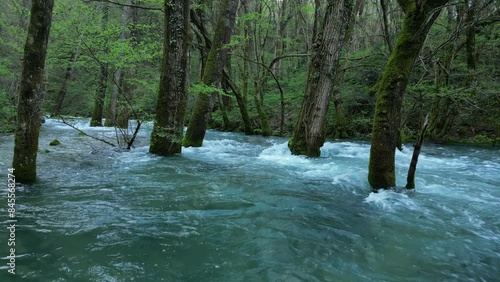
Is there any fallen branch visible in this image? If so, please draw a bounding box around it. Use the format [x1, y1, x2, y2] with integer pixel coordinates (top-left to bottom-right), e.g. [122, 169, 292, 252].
[406, 114, 430, 189]
[58, 116, 116, 147]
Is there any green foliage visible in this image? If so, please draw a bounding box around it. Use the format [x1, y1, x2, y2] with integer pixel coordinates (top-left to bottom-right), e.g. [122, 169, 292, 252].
[189, 83, 225, 96]
[0, 89, 16, 133]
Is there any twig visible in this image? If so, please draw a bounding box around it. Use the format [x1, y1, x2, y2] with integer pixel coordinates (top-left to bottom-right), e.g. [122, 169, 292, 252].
[58, 116, 116, 147]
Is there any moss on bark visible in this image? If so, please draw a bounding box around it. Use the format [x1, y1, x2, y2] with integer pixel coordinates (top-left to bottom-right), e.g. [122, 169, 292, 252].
[150, 0, 190, 156]
[183, 0, 239, 147]
[368, 0, 448, 189]
[12, 0, 55, 183]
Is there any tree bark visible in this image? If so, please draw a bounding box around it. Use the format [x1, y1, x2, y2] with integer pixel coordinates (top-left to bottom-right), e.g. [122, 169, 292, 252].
[51, 51, 79, 117]
[90, 3, 109, 127]
[149, 0, 190, 156]
[428, 5, 458, 143]
[368, 0, 449, 189]
[190, 8, 253, 135]
[12, 0, 54, 183]
[105, 3, 132, 127]
[90, 63, 108, 126]
[380, 0, 393, 53]
[183, 0, 239, 147]
[288, 0, 355, 157]
[406, 115, 429, 189]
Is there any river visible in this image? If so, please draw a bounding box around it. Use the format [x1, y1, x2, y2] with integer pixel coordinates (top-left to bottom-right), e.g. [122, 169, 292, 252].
[0, 118, 499, 281]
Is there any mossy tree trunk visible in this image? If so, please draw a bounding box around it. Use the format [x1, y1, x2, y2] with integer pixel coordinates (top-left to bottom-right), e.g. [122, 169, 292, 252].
[149, 0, 190, 156]
[183, 0, 239, 147]
[190, 7, 253, 135]
[368, 0, 449, 189]
[12, 0, 54, 183]
[90, 3, 109, 127]
[288, 0, 355, 157]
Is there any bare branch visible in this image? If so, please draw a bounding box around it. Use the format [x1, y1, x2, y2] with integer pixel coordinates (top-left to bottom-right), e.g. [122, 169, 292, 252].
[58, 116, 117, 147]
[82, 0, 162, 11]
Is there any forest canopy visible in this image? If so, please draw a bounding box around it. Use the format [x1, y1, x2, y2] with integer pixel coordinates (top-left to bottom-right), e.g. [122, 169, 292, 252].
[1, 0, 498, 142]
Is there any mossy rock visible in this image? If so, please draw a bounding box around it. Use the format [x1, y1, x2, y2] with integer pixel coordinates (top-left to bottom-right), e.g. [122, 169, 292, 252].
[49, 139, 61, 146]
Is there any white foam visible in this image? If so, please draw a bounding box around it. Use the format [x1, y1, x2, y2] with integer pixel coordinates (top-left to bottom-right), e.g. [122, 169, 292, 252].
[258, 141, 311, 166]
[321, 141, 371, 158]
[364, 190, 420, 211]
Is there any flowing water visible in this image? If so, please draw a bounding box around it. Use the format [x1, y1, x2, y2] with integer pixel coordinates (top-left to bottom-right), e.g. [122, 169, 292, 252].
[0, 118, 499, 281]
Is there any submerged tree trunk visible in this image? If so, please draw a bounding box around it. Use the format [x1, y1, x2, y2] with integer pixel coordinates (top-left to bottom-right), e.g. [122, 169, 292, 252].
[183, 0, 239, 147]
[406, 115, 429, 189]
[149, 0, 190, 156]
[90, 3, 109, 127]
[368, 0, 448, 189]
[288, 0, 355, 157]
[12, 0, 54, 183]
[190, 8, 253, 135]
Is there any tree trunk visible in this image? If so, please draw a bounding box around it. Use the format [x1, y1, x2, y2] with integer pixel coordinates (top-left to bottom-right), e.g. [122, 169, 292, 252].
[149, 0, 190, 156]
[406, 115, 429, 189]
[288, 0, 355, 157]
[222, 71, 254, 135]
[368, 0, 448, 189]
[90, 3, 109, 127]
[105, 68, 121, 126]
[252, 78, 272, 136]
[332, 0, 364, 140]
[51, 51, 78, 117]
[380, 0, 393, 53]
[190, 7, 253, 135]
[12, 0, 54, 183]
[105, 2, 132, 127]
[428, 5, 458, 143]
[90, 63, 108, 126]
[183, 0, 239, 147]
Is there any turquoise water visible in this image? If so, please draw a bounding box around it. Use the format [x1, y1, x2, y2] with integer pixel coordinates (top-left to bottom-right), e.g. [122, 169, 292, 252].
[1, 118, 499, 281]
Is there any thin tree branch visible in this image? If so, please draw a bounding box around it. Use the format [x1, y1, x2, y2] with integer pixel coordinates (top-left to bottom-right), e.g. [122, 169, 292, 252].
[82, 0, 162, 11]
[58, 116, 117, 147]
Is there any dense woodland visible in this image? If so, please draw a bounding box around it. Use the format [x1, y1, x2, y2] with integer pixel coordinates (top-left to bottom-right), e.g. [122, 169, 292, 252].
[1, 0, 499, 185]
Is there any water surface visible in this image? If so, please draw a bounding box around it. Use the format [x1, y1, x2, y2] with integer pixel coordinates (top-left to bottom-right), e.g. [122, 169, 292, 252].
[0, 118, 499, 281]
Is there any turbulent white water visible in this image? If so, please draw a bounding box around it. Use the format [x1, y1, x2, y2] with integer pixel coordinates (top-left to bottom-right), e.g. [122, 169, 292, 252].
[0, 118, 499, 281]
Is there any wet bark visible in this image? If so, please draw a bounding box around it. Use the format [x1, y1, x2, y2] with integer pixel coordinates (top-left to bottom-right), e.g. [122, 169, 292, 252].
[190, 8, 253, 135]
[406, 115, 429, 189]
[183, 0, 239, 147]
[12, 0, 54, 183]
[368, 0, 449, 189]
[288, 0, 355, 157]
[149, 0, 190, 156]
